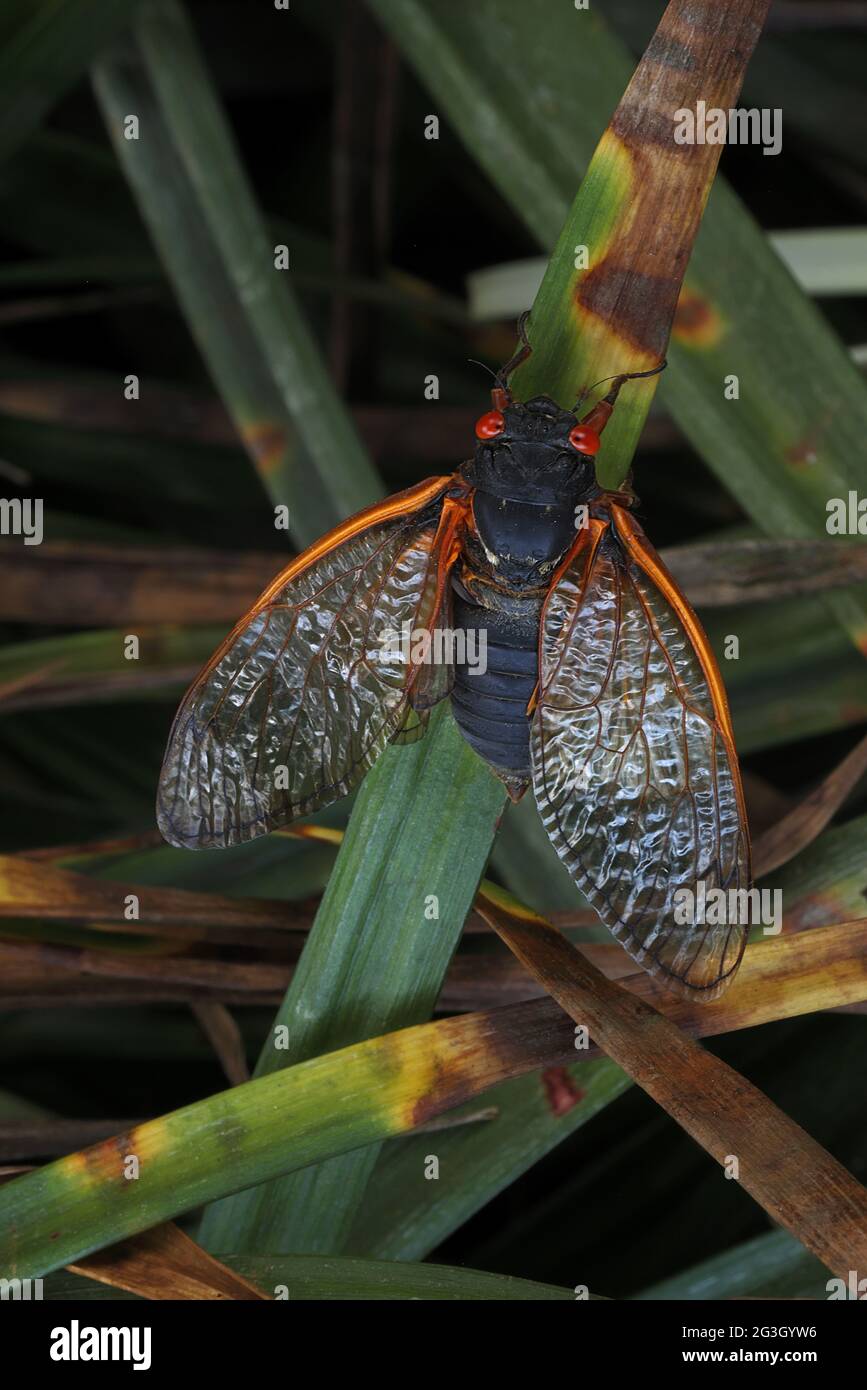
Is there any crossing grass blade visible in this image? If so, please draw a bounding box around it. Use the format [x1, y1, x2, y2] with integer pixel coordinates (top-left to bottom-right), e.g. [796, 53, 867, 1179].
[46, 1253, 579, 1301]
[765, 814, 867, 934]
[6, 532, 866, 629]
[0, 853, 312, 932]
[2, 558, 862, 752]
[16, 829, 340, 903]
[635, 1228, 829, 1301]
[751, 730, 867, 877]
[0, 627, 220, 712]
[0, 541, 279, 627]
[0, 992, 577, 1277]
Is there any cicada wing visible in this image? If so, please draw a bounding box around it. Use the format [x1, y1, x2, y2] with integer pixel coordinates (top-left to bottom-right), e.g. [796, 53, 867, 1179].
[531, 508, 751, 1001]
[409, 562, 457, 714]
[388, 579, 455, 743]
[157, 476, 461, 849]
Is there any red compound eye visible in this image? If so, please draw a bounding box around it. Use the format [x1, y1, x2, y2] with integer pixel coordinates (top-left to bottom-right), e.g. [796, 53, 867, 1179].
[568, 424, 601, 455]
[475, 409, 505, 440]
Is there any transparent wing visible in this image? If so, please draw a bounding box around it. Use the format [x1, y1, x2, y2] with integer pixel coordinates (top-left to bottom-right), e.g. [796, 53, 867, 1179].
[158, 477, 458, 849]
[531, 511, 751, 1000]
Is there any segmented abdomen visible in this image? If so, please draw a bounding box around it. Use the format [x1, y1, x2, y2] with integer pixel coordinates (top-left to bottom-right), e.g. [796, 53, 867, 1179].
[450, 587, 540, 780]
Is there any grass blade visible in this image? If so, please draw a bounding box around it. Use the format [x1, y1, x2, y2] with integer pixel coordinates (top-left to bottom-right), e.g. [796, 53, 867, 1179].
[767, 815, 867, 933]
[49, 1253, 579, 1301]
[0, 627, 220, 712]
[511, 0, 772, 482]
[346, 1061, 631, 1261]
[635, 1229, 828, 1301]
[6, 533, 867, 628]
[752, 730, 867, 876]
[701, 597, 867, 753]
[131, 0, 383, 524]
[0, 854, 310, 931]
[662, 537, 867, 608]
[198, 707, 506, 1254]
[0, 542, 277, 626]
[0, 995, 576, 1277]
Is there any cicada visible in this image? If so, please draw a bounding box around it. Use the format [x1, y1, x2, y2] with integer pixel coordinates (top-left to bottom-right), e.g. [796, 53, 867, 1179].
[157, 320, 750, 1000]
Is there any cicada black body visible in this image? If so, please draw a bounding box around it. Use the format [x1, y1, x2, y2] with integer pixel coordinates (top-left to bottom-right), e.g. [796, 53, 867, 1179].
[157, 327, 751, 1001]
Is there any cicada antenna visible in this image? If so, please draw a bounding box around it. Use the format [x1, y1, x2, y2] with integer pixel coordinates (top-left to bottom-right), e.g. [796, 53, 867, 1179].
[491, 309, 533, 409]
[467, 358, 498, 381]
[572, 359, 667, 416]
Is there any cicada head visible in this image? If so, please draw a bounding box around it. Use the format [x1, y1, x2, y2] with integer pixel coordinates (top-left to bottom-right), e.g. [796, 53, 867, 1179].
[464, 395, 600, 506]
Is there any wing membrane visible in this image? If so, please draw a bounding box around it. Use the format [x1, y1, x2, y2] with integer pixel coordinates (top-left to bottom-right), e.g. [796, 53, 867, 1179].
[531, 509, 750, 1000]
[158, 477, 457, 848]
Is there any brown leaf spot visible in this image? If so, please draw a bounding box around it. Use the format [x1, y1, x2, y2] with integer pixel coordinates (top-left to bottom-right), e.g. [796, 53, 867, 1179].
[785, 436, 819, 470]
[542, 1067, 584, 1117]
[77, 1131, 133, 1183]
[410, 1093, 441, 1129]
[672, 287, 724, 348]
[611, 102, 695, 151]
[244, 423, 288, 478]
[411, 1061, 477, 1131]
[643, 32, 696, 73]
[576, 265, 677, 360]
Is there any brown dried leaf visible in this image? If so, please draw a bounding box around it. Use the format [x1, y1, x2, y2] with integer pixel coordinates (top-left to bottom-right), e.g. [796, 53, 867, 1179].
[67, 1223, 269, 1300]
